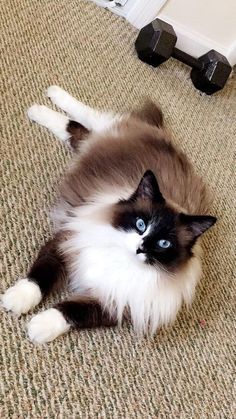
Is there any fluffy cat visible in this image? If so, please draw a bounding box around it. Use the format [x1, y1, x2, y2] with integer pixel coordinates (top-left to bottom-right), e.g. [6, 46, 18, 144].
[2, 86, 216, 343]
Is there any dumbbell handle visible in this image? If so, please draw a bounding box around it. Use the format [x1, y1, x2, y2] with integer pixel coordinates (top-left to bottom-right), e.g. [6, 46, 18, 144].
[172, 48, 203, 70]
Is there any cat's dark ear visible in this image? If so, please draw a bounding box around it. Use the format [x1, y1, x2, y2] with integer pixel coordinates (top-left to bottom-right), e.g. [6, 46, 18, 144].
[180, 214, 217, 240]
[132, 170, 165, 203]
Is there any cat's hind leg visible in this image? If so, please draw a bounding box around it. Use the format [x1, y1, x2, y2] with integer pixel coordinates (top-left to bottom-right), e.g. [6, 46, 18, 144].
[47, 85, 119, 133]
[1, 233, 66, 315]
[27, 105, 88, 150]
[27, 296, 117, 344]
[27, 104, 70, 142]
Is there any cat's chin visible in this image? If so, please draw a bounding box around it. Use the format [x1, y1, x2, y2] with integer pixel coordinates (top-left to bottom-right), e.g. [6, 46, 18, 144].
[136, 253, 146, 263]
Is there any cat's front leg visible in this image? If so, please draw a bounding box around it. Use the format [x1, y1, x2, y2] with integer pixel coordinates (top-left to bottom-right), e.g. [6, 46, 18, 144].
[1, 233, 66, 315]
[27, 297, 117, 344]
[47, 85, 120, 133]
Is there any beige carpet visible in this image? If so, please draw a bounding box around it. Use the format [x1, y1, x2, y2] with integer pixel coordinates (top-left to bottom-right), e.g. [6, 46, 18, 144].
[1, 1, 235, 417]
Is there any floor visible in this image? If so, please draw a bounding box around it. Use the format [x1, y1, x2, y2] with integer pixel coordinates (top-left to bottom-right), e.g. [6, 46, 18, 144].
[0, 0, 235, 417]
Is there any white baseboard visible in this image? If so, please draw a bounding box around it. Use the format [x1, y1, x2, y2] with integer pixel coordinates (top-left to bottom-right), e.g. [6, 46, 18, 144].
[126, 0, 167, 28]
[89, 0, 166, 28]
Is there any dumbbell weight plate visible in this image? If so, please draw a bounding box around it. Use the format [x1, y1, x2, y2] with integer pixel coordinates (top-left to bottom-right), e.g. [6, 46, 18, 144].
[135, 19, 177, 67]
[191, 50, 232, 95]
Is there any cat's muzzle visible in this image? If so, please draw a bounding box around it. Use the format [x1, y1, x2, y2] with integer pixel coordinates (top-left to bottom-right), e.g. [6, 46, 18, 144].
[136, 245, 144, 255]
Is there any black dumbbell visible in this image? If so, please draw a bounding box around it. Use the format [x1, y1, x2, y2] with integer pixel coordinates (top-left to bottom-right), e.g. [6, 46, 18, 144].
[135, 18, 232, 95]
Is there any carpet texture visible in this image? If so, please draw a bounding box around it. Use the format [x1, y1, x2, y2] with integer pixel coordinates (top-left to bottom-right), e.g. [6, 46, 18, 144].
[0, 1, 235, 417]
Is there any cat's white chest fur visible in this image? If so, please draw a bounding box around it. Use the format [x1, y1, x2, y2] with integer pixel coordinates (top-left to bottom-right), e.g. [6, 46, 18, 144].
[75, 244, 159, 330]
[60, 217, 199, 335]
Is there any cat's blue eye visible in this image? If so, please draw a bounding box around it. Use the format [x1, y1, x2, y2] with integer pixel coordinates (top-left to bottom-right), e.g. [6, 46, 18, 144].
[136, 218, 146, 233]
[157, 239, 171, 249]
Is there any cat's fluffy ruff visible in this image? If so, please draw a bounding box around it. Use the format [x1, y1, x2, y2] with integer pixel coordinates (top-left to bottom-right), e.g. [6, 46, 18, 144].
[58, 198, 202, 335]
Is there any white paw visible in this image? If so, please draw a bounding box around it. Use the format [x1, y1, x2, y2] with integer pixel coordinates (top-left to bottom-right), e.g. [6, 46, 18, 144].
[47, 85, 66, 102]
[1, 278, 42, 315]
[27, 308, 70, 344]
[27, 103, 70, 141]
[27, 104, 49, 123]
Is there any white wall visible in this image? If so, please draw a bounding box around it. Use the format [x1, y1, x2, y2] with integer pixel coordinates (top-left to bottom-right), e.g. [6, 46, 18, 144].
[158, 0, 236, 64]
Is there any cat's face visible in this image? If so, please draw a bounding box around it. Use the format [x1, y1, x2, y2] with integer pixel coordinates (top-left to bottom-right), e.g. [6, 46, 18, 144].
[112, 171, 216, 272]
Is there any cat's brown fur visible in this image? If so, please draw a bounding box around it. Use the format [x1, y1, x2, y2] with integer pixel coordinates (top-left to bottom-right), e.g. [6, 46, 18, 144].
[62, 103, 209, 215]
